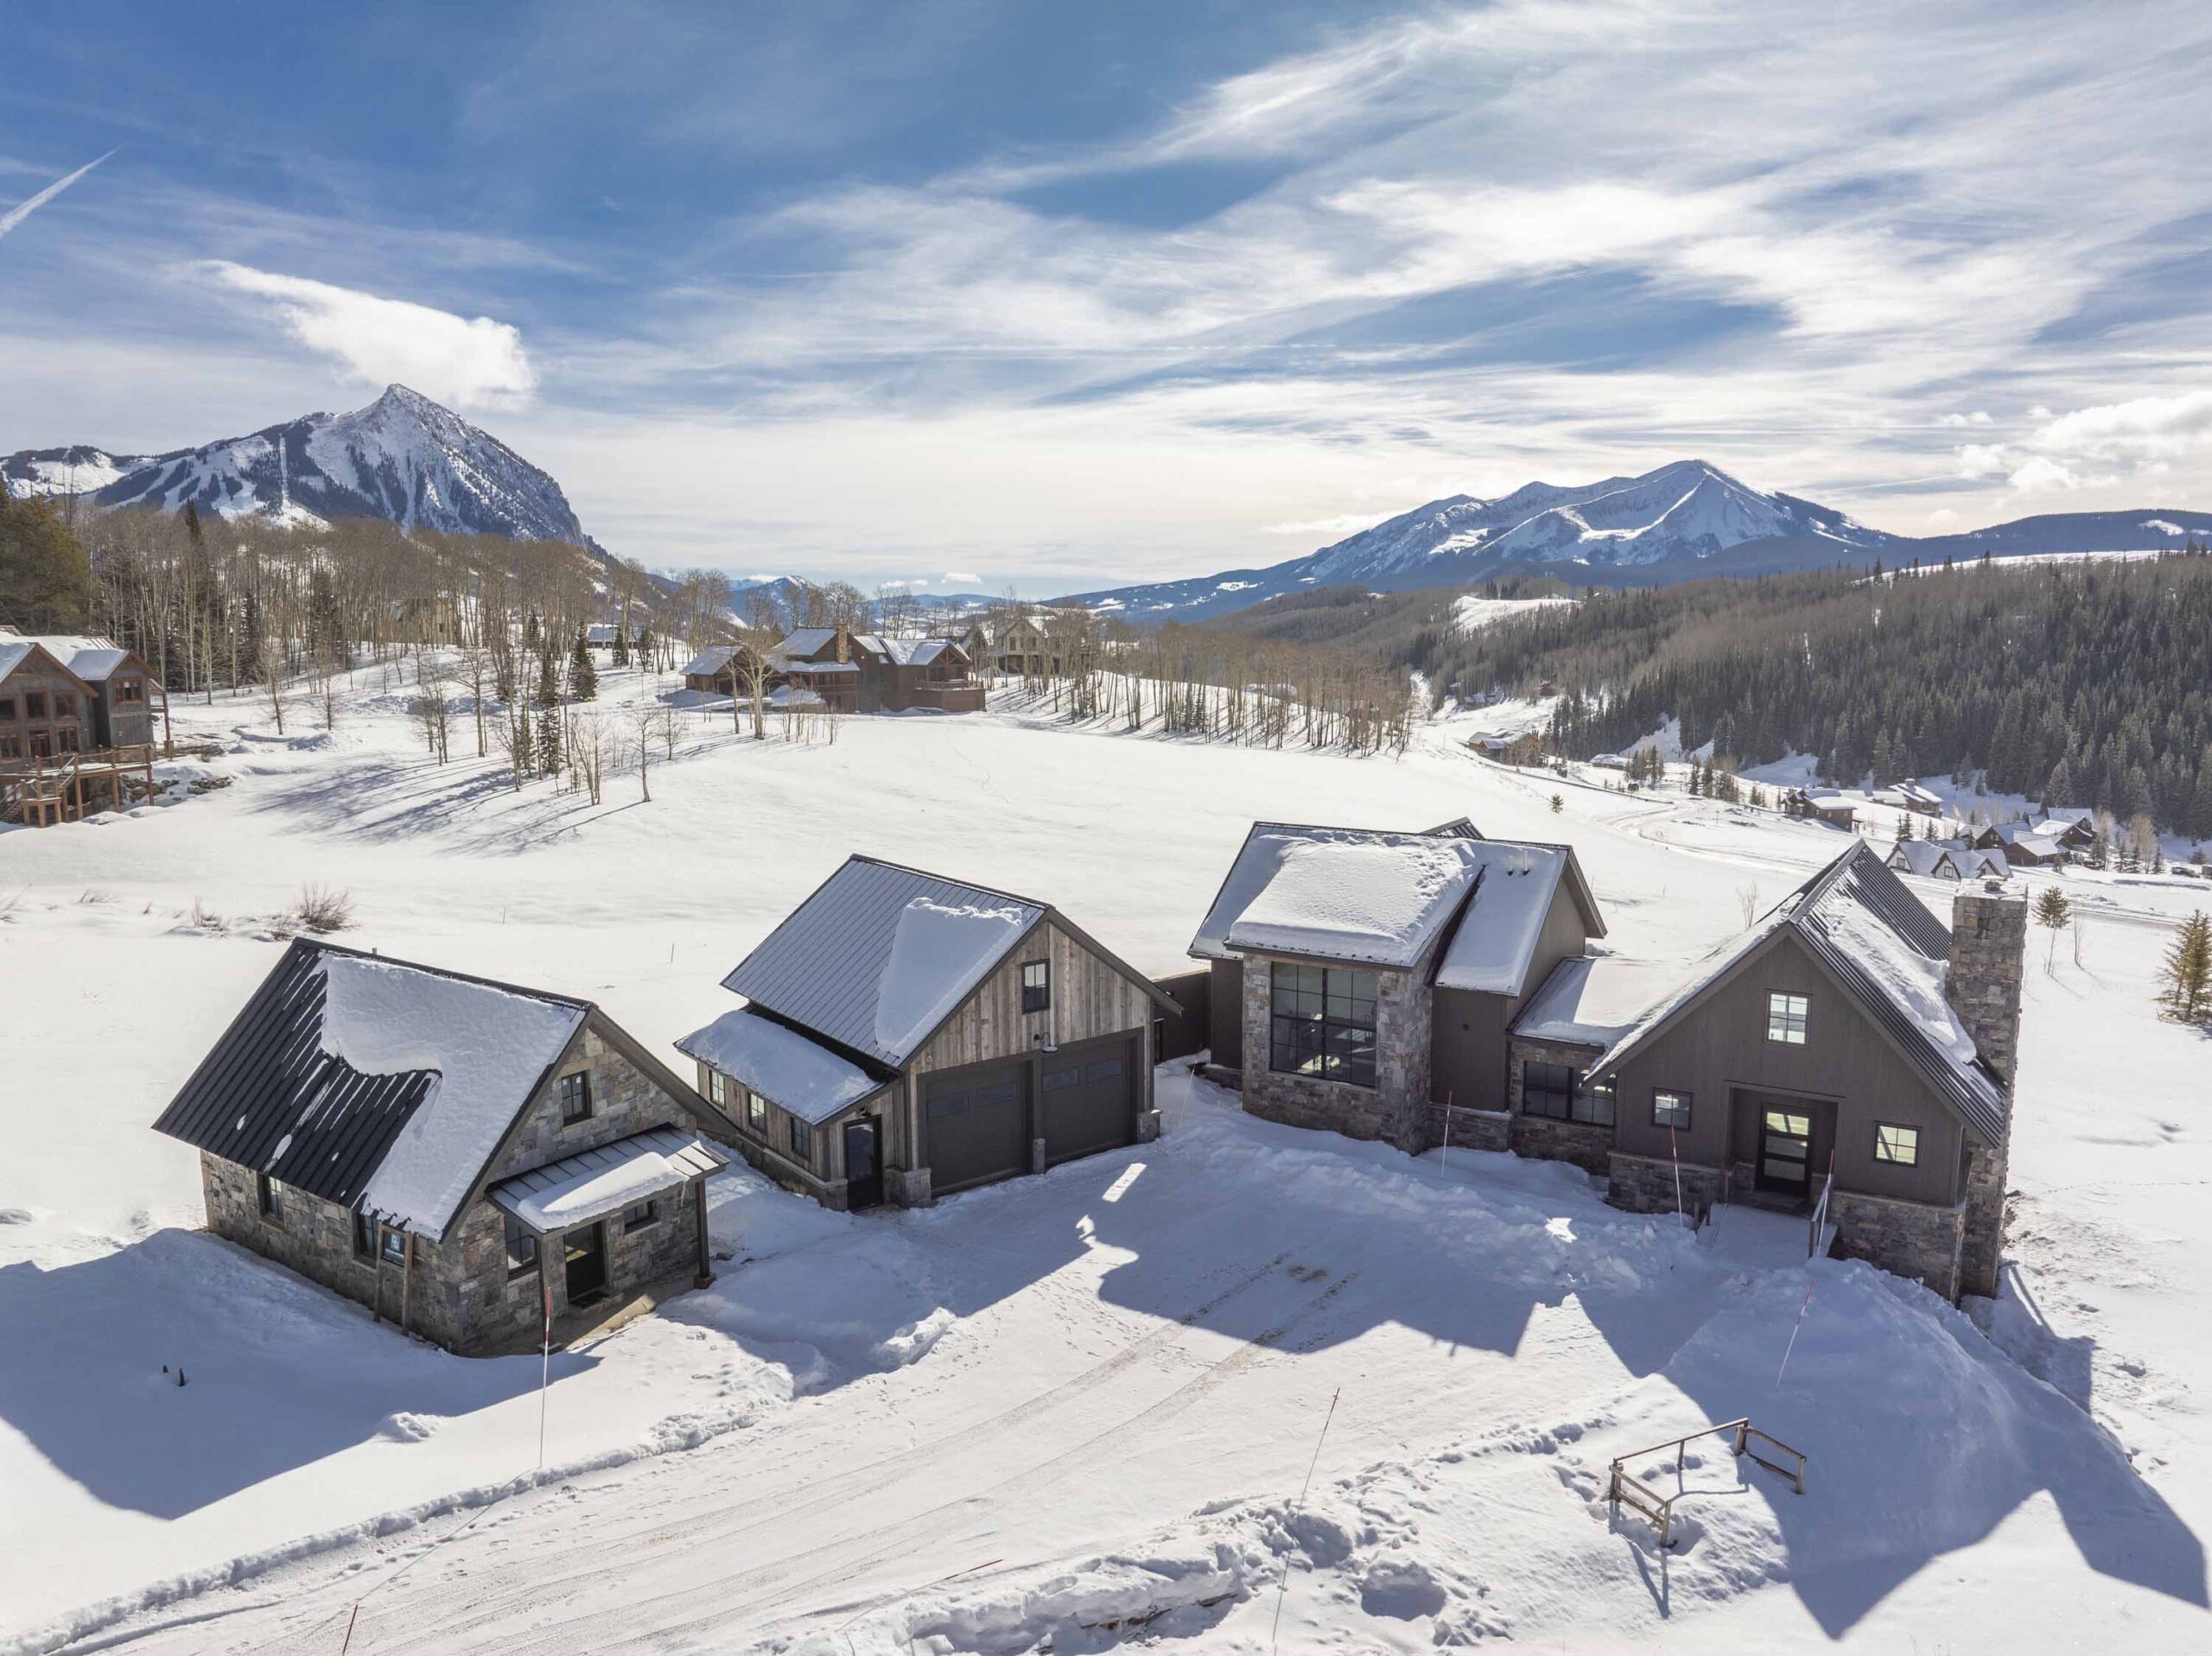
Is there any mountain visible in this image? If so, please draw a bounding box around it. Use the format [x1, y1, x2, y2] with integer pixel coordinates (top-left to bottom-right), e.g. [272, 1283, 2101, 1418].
[3, 384, 590, 545]
[1055, 460, 2212, 622]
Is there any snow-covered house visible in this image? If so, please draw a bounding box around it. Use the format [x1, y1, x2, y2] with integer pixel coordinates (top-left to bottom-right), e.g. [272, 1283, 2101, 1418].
[1787, 788, 1859, 828]
[583, 621, 646, 651]
[679, 856, 1179, 1210]
[1973, 822, 2067, 866]
[1588, 842, 2024, 1301]
[1187, 822, 1607, 1158]
[2030, 807, 2098, 850]
[769, 627, 982, 714]
[153, 941, 732, 1356]
[1886, 841, 1971, 879]
[0, 629, 162, 750]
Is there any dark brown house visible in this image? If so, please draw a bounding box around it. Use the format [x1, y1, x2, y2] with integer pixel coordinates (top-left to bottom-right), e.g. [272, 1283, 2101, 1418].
[769, 626, 983, 714]
[679, 855, 1178, 1210]
[153, 940, 734, 1356]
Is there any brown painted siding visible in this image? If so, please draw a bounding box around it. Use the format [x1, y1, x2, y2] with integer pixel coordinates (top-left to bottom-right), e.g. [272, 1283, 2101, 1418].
[1429, 873, 1592, 1110]
[1608, 929, 1964, 1206]
[1207, 959, 1244, 1069]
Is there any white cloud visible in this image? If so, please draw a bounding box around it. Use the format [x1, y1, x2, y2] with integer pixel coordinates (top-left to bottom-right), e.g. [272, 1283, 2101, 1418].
[197, 262, 537, 409]
[0, 150, 116, 239]
[2028, 389, 2212, 466]
[1927, 507, 1960, 523]
[1955, 443, 2009, 479]
[1264, 512, 1385, 536]
[1937, 410, 1993, 426]
[2007, 455, 2091, 492]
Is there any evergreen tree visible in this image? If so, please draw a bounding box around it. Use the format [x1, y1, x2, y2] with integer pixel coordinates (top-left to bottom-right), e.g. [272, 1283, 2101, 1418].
[1549, 792, 1564, 814]
[635, 623, 654, 671]
[612, 624, 630, 668]
[2157, 911, 2212, 1025]
[569, 625, 598, 701]
[533, 649, 563, 777]
[2034, 886, 2072, 969]
[0, 490, 93, 629]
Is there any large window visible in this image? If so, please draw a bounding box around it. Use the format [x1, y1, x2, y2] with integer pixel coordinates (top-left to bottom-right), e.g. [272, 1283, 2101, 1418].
[1873, 1123, 1920, 1166]
[559, 1071, 593, 1124]
[1269, 964, 1377, 1088]
[24, 692, 45, 720]
[1767, 993, 1809, 1045]
[503, 1212, 539, 1276]
[1522, 1062, 1616, 1126]
[1021, 960, 1051, 1013]
[1652, 1090, 1693, 1130]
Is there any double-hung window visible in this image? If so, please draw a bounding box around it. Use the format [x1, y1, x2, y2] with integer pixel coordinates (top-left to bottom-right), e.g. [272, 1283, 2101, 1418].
[1767, 993, 1809, 1045]
[705, 1069, 729, 1109]
[1020, 960, 1051, 1013]
[1873, 1123, 1920, 1166]
[1652, 1089, 1693, 1130]
[1269, 964, 1377, 1088]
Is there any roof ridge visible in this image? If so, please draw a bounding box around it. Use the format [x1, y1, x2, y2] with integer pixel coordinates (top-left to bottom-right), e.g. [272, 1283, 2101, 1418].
[298, 936, 595, 1013]
[844, 853, 1050, 914]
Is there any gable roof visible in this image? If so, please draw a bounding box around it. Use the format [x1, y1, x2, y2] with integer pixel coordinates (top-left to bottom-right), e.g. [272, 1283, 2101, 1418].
[1887, 841, 1963, 879]
[723, 855, 1176, 1069]
[1510, 953, 1691, 1048]
[677, 1006, 891, 1124]
[1588, 841, 2008, 1145]
[1433, 841, 1607, 993]
[0, 630, 147, 683]
[681, 644, 741, 677]
[152, 940, 714, 1240]
[0, 638, 92, 692]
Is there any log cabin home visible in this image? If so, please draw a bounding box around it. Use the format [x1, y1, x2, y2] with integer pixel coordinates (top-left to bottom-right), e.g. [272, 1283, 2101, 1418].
[769, 626, 983, 714]
[678, 855, 1179, 1210]
[152, 940, 734, 1355]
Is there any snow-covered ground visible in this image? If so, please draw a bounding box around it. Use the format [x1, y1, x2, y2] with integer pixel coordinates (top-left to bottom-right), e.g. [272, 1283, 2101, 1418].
[3, 659, 2208, 1653]
[1450, 593, 1576, 633]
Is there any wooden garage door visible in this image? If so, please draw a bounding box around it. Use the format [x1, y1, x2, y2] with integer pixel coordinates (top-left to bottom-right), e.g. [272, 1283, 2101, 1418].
[1040, 1037, 1137, 1167]
[922, 1062, 1030, 1195]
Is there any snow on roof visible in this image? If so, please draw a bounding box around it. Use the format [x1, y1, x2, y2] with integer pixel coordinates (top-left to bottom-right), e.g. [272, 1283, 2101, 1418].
[777, 626, 841, 657]
[321, 954, 588, 1234]
[880, 637, 959, 667]
[0, 641, 33, 682]
[681, 645, 739, 677]
[787, 660, 860, 676]
[1192, 825, 1459, 961]
[1433, 843, 1572, 994]
[724, 858, 1046, 1067]
[2039, 805, 2094, 826]
[1888, 841, 1961, 878]
[677, 1007, 885, 1125]
[1224, 834, 1486, 968]
[1, 630, 136, 682]
[488, 1126, 725, 1234]
[1510, 954, 1691, 1047]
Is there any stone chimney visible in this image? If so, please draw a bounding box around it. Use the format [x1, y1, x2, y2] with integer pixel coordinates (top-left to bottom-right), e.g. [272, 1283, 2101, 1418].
[836, 624, 849, 664]
[1946, 882, 2026, 1089]
[1948, 879, 2025, 1299]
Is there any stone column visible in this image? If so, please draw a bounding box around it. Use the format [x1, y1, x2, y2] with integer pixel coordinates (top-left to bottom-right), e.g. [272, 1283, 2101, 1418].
[1948, 883, 2025, 1298]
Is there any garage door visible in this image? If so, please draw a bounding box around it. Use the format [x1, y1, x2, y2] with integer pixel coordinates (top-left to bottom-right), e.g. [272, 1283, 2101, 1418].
[922, 1062, 1031, 1194]
[1040, 1037, 1137, 1167]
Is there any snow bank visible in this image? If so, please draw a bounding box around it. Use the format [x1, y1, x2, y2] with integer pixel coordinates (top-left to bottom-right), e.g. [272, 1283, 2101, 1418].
[1226, 836, 1483, 967]
[321, 955, 584, 1234]
[873, 895, 1027, 1055]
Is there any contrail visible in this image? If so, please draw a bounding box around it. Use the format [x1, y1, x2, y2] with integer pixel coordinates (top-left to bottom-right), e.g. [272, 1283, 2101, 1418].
[0, 149, 118, 239]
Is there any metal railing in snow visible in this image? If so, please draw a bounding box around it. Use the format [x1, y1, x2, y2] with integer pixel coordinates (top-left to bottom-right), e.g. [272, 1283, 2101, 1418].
[1808, 1168, 1835, 1259]
[1606, 1418, 1807, 1550]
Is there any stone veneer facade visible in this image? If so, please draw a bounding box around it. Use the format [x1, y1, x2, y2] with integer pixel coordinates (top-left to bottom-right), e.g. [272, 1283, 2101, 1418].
[1947, 888, 2025, 1299]
[1239, 956, 1432, 1154]
[1503, 1034, 1615, 1174]
[200, 1020, 718, 1355]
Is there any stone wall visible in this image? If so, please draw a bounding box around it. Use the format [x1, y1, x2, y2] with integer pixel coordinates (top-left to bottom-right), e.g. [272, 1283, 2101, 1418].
[1945, 887, 2023, 1301]
[1427, 1101, 1511, 1154]
[1238, 957, 1431, 1154]
[1504, 1036, 1613, 1173]
[1956, 1133, 2006, 1298]
[1829, 1187, 1966, 1299]
[201, 1152, 397, 1323]
[1607, 1151, 1726, 1221]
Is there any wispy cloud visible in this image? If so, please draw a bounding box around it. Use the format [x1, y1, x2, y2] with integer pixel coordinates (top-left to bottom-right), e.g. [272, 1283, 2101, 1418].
[197, 262, 537, 409]
[0, 149, 117, 240]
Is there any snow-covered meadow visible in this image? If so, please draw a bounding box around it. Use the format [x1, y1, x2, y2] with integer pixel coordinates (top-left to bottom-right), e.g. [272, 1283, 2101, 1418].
[2, 660, 2208, 1653]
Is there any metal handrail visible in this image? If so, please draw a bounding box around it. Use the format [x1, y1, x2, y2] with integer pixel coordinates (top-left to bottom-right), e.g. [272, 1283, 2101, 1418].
[1808, 1169, 1835, 1259]
[1606, 1418, 1807, 1548]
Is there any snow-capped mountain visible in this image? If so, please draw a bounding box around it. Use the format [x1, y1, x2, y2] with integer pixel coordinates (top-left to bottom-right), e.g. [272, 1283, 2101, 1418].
[3, 385, 589, 544]
[1058, 460, 1906, 619]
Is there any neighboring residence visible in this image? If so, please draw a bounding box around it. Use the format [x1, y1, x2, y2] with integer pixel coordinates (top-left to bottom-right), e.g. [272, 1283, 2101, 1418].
[1887, 841, 1974, 880]
[1467, 732, 1546, 765]
[583, 622, 648, 652]
[2029, 807, 2098, 851]
[1785, 789, 1859, 828]
[771, 626, 984, 714]
[1590, 842, 2024, 1301]
[680, 641, 771, 697]
[964, 612, 1083, 678]
[1872, 782, 1945, 816]
[0, 639, 91, 766]
[2, 630, 165, 749]
[1973, 822, 2067, 867]
[152, 940, 733, 1356]
[679, 855, 1178, 1210]
[1186, 822, 1606, 1160]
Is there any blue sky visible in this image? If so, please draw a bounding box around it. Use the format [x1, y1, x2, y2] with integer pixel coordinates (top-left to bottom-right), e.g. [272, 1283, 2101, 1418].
[4, 0, 2211, 592]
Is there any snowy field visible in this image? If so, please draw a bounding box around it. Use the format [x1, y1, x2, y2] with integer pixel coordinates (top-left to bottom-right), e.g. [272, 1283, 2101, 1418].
[2, 661, 2209, 1654]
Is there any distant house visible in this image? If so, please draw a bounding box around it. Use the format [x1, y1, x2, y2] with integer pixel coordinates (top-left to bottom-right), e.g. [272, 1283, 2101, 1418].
[1973, 822, 2065, 866]
[1786, 789, 1858, 828]
[0, 639, 91, 766]
[153, 941, 732, 1356]
[1590, 843, 2023, 1301]
[0, 638, 161, 825]
[583, 622, 647, 652]
[1887, 841, 1970, 879]
[1872, 782, 1945, 815]
[1591, 752, 1630, 771]
[680, 642, 773, 697]
[2, 631, 164, 750]
[1466, 731, 1544, 765]
[679, 856, 1179, 1210]
[1186, 822, 1607, 1163]
[768, 626, 983, 714]
[965, 612, 1083, 678]
[2030, 807, 2097, 850]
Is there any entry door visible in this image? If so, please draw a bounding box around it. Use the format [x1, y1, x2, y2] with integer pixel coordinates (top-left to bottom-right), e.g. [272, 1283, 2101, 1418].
[564, 1221, 607, 1303]
[1758, 1109, 1813, 1196]
[843, 1117, 884, 1210]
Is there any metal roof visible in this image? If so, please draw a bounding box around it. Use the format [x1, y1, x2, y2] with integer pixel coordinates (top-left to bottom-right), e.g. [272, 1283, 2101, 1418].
[487, 1126, 726, 1235]
[723, 857, 1046, 1067]
[150, 940, 439, 1211]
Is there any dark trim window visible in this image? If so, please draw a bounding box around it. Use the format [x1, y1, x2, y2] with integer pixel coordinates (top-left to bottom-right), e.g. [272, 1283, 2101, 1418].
[788, 1115, 811, 1163]
[559, 1071, 593, 1124]
[1873, 1122, 1920, 1166]
[1767, 992, 1809, 1045]
[24, 692, 46, 720]
[503, 1212, 539, 1276]
[622, 1199, 659, 1232]
[380, 1225, 406, 1265]
[704, 1069, 729, 1109]
[1020, 959, 1051, 1013]
[53, 693, 74, 718]
[1652, 1089, 1692, 1130]
[256, 1172, 284, 1222]
[0, 697, 15, 720]
[1522, 1062, 1616, 1126]
[1269, 964, 1377, 1088]
[118, 679, 143, 703]
[352, 1209, 378, 1259]
[747, 1089, 766, 1133]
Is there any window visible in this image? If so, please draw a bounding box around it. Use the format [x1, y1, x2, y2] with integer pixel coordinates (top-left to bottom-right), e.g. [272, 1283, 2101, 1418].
[352, 1209, 378, 1259]
[1085, 1056, 1122, 1082]
[53, 693, 74, 719]
[1522, 1063, 1616, 1126]
[503, 1212, 539, 1276]
[0, 697, 14, 720]
[24, 692, 45, 720]
[57, 727, 79, 752]
[1653, 1090, 1693, 1131]
[1269, 964, 1378, 1088]
[1042, 1064, 1080, 1091]
[1873, 1123, 1920, 1166]
[118, 679, 143, 703]
[1020, 959, 1051, 1013]
[380, 1225, 406, 1265]
[559, 1071, 593, 1124]
[705, 1069, 728, 1108]
[1766, 993, 1809, 1045]
[788, 1115, 811, 1162]
[256, 1172, 284, 1222]
[746, 1089, 766, 1133]
[0, 733, 18, 760]
[623, 1199, 659, 1232]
